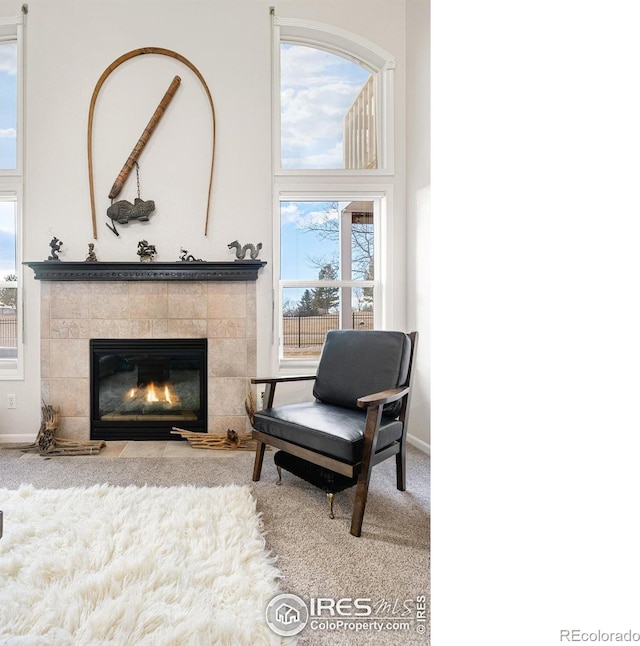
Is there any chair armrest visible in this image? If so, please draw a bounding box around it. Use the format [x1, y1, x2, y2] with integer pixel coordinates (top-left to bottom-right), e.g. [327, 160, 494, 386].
[357, 386, 410, 409]
[251, 375, 317, 409]
[251, 376, 316, 385]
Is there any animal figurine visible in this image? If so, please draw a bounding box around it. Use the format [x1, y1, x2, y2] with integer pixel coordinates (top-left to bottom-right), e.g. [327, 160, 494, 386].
[137, 240, 157, 262]
[47, 237, 63, 261]
[179, 248, 202, 262]
[85, 243, 97, 262]
[228, 240, 262, 260]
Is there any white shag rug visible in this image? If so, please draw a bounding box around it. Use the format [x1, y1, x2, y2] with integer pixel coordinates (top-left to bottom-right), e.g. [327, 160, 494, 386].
[0, 484, 284, 645]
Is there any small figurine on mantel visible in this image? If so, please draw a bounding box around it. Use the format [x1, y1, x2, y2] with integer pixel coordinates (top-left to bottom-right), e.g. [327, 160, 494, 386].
[137, 239, 157, 262]
[228, 240, 262, 261]
[47, 237, 63, 261]
[179, 248, 202, 262]
[85, 243, 98, 262]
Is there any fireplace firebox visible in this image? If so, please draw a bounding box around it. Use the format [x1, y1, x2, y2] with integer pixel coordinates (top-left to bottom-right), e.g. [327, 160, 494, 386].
[90, 339, 207, 441]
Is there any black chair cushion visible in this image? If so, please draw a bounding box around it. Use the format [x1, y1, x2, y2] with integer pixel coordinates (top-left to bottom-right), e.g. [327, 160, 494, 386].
[252, 402, 403, 463]
[313, 330, 411, 417]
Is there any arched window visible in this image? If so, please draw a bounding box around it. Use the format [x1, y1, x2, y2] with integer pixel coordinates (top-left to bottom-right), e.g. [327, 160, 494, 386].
[273, 17, 395, 174]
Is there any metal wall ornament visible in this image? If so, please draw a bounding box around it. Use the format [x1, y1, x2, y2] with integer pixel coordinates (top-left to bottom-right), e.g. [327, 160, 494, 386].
[87, 47, 217, 240]
[228, 240, 262, 260]
[137, 240, 157, 262]
[85, 243, 98, 262]
[179, 248, 202, 262]
[46, 237, 63, 261]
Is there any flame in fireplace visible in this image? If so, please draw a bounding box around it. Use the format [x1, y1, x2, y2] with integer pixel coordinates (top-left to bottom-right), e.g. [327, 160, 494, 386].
[124, 383, 179, 407]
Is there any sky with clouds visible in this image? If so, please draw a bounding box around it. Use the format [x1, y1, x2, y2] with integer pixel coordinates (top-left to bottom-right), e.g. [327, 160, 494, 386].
[0, 41, 17, 170]
[280, 44, 370, 170]
[0, 41, 17, 281]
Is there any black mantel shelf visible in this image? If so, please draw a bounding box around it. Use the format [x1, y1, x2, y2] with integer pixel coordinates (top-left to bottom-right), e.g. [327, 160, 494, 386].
[24, 260, 267, 282]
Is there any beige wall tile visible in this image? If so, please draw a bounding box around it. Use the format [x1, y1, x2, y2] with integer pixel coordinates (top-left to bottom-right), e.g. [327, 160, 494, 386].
[208, 338, 248, 377]
[90, 319, 131, 338]
[91, 293, 130, 319]
[41, 338, 50, 379]
[208, 415, 248, 435]
[207, 319, 247, 339]
[129, 319, 153, 338]
[51, 294, 91, 320]
[129, 283, 168, 319]
[168, 292, 208, 319]
[247, 338, 257, 375]
[207, 282, 247, 319]
[56, 416, 90, 441]
[51, 319, 91, 339]
[152, 319, 170, 337]
[129, 283, 168, 298]
[208, 377, 247, 416]
[167, 319, 208, 337]
[40, 297, 51, 339]
[49, 339, 89, 378]
[48, 378, 90, 417]
[91, 282, 129, 295]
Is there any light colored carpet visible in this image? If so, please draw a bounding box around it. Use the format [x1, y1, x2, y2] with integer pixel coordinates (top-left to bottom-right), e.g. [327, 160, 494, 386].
[0, 443, 430, 645]
[0, 484, 283, 645]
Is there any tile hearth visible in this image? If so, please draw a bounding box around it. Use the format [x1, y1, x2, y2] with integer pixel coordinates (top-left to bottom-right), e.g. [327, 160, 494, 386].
[17, 442, 248, 459]
[39, 280, 257, 442]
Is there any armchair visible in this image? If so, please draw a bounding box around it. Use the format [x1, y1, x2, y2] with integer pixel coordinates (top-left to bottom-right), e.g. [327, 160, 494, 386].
[251, 329, 418, 537]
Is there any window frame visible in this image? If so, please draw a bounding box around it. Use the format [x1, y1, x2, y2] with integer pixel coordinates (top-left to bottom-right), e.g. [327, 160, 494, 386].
[275, 190, 386, 370]
[272, 16, 395, 176]
[0, 14, 25, 380]
[272, 16, 396, 372]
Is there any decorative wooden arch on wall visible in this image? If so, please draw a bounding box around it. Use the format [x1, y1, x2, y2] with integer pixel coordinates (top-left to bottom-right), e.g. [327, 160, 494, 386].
[87, 47, 216, 239]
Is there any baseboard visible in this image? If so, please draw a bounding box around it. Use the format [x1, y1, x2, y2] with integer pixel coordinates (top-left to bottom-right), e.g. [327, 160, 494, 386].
[407, 433, 430, 455]
[0, 433, 36, 444]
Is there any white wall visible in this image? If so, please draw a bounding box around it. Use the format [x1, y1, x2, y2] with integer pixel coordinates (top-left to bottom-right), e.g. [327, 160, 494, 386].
[406, 0, 430, 450]
[0, 0, 423, 446]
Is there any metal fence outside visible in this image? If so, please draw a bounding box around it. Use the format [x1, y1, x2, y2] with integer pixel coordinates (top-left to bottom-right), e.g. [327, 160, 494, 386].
[0, 315, 17, 348]
[283, 312, 373, 354]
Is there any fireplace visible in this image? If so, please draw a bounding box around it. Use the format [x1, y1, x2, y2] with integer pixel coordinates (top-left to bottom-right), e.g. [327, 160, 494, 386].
[26, 261, 265, 443]
[90, 338, 207, 441]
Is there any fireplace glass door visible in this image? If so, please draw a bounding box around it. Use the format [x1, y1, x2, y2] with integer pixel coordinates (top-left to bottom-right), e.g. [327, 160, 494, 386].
[90, 339, 207, 441]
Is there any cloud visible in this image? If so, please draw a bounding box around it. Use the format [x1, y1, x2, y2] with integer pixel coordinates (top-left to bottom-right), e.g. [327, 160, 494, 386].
[0, 44, 17, 75]
[280, 202, 300, 225]
[0, 129, 16, 138]
[280, 45, 371, 169]
[281, 201, 339, 229]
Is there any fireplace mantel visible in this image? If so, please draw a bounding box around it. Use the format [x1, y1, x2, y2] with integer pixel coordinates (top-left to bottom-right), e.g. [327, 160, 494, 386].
[25, 260, 267, 282]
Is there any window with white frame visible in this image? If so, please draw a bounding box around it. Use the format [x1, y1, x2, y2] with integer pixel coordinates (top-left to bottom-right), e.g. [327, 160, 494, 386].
[0, 14, 24, 378]
[279, 196, 380, 361]
[272, 16, 395, 365]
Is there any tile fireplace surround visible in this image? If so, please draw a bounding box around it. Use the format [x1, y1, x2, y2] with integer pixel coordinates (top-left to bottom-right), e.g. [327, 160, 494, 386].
[30, 262, 265, 442]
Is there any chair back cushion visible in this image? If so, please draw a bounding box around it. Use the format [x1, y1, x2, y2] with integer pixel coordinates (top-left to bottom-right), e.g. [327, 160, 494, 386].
[313, 330, 411, 416]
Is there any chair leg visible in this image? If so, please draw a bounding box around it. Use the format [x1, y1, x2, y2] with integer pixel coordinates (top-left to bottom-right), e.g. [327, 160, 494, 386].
[252, 441, 266, 481]
[327, 492, 335, 519]
[276, 465, 282, 485]
[396, 445, 407, 491]
[350, 476, 370, 537]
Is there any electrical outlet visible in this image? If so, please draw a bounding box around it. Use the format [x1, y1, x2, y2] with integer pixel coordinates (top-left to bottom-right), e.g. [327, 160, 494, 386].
[7, 394, 16, 409]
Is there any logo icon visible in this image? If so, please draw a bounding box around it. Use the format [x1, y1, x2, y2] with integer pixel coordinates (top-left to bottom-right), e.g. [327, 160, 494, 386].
[265, 593, 309, 636]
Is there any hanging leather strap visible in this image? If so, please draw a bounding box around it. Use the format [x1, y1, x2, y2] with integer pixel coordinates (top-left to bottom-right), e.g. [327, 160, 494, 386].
[87, 47, 216, 239]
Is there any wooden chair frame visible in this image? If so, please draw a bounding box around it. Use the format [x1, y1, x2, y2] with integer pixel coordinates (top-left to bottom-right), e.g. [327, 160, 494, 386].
[251, 331, 418, 537]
